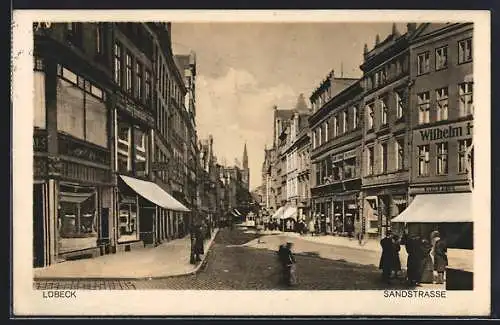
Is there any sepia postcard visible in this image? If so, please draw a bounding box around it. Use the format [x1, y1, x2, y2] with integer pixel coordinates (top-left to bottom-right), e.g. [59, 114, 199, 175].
[11, 9, 491, 317]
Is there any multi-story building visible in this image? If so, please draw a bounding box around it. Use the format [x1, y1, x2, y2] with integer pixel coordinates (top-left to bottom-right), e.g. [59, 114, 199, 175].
[359, 24, 416, 238]
[32, 22, 193, 267]
[396, 23, 474, 248]
[309, 71, 361, 234]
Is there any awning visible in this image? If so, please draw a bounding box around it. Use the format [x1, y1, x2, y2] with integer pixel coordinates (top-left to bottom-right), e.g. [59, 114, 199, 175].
[119, 175, 190, 212]
[272, 206, 285, 219]
[60, 191, 94, 204]
[234, 209, 242, 216]
[391, 193, 472, 223]
[281, 207, 297, 220]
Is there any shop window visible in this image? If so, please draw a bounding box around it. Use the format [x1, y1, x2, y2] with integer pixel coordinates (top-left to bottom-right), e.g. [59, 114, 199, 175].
[34, 63, 46, 129]
[58, 184, 98, 254]
[417, 91, 430, 124]
[459, 82, 473, 117]
[118, 196, 138, 243]
[418, 145, 430, 176]
[458, 139, 472, 173]
[436, 142, 448, 175]
[436, 87, 449, 121]
[435, 46, 448, 70]
[417, 51, 430, 75]
[458, 38, 472, 64]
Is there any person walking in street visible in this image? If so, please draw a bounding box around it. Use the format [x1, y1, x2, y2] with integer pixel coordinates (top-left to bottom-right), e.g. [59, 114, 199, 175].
[354, 218, 364, 246]
[419, 238, 434, 283]
[277, 242, 297, 286]
[308, 218, 316, 236]
[379, 231, 395, 284]
[406, 235, 421, 286]
[391, 234, 402, 279]
[193, 224, 205, 262]
[433, 234, 448, 284]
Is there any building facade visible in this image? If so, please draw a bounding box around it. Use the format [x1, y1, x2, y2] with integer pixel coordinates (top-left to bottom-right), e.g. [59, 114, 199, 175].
[33, 22, 192, 267]
[405, 23, 474, 247]
[359, 24, 416, 238]
[309, 71, 362, 235]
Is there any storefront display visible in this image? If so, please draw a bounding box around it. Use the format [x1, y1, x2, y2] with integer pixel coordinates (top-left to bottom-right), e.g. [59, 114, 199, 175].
[58, 183, 98, 254]
[118, 194, 139, 243]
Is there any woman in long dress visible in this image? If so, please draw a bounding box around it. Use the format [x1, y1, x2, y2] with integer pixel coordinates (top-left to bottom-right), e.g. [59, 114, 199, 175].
[419, 238, 434, 283]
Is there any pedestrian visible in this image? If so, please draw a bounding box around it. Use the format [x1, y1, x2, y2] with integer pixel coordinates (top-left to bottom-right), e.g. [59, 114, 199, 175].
[433, 234, 448, 284]
[419, 238, 434, 283]
[379, 230, 395, 284]
[193, 224, 205, 262]
[406, 235, 420, 286]
[308, 218, 315, 236]
[354, 218, 364, 245]
[277, 242, 297, 286]
[392, 234, 402, 278]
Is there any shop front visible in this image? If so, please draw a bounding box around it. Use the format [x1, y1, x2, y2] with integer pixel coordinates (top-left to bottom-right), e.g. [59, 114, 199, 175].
[331, 192, 360, 236]
[361, 185, 408, 238]
[117, 175, 190, 250]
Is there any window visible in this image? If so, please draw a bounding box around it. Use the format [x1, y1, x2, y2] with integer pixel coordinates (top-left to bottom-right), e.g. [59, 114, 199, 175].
[459, 82, 473, 116]
[324, 122, 329, 141]
[318, 127, 322, 147]
[125, 53, 132, 93]
[418, 145, 430, 176]
[312, 130, 316, 149]
[395, 91, 404, 119]
[458, 38, 472, 64]
[342, 111, 348, 134]
[367, 146, 374, 176]
[417, 92, 430, 124]
[334, 116, 340, 137]
[117, 121, 132, 172]
[417, 52, 430, 75]
[366, 103, 374, 130]
[34, 61, 46, 129]
[435, 46, 448, 70]
[381, 97, 388, 126]
[135, 127, 148, 177]
[56, 69, 107, 147]
[436, 142, 448, 175]
[145, 70, 151, 105]
[353, 106, 359, 129]
[395, 138, 404, 171]
[95, 24, 103, 54]
[136, 62, 142, 100]
[458, 139, 472, 173]
[114, 43, 122, 86]
[380, 142, 388, 173]
[436, 87, 449, 121]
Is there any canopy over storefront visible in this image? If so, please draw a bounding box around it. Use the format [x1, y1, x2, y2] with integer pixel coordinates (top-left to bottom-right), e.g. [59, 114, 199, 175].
[271, 206, 285, 220]
[120, 175, 190, 212]
[391, 193, 472, 223]
[281, 207, 297, 220]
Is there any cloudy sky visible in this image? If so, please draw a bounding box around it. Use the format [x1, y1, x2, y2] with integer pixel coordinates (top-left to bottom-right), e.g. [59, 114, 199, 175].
[171, 22, 407, 190]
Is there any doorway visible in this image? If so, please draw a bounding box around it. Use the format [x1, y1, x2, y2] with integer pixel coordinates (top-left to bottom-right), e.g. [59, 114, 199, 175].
[33, 184, 45, 267]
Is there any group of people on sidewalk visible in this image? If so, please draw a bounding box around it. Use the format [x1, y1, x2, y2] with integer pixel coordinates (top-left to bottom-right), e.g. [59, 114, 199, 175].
[190, 220, 214, 264]
[379, 229, 448, 286]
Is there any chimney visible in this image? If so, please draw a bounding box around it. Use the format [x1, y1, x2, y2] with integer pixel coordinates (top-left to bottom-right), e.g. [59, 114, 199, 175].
[407, 23, 417, 32]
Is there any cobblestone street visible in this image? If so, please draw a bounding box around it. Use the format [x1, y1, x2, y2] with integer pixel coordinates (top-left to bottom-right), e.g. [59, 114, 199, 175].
[35, 227, 412, 290]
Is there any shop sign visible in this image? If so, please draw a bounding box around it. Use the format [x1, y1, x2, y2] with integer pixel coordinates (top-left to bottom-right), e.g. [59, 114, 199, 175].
[415, 121, 473, 144]
[423, 185, 456, 193]
[343, 149, 357, 160]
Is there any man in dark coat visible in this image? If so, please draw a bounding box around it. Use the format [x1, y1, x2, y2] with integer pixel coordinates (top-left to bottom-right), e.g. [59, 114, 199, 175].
[392, 234, 402, 278]
[406, 235, 421, 286]
[277, 242, 297, 286]
[379, 231, 395, 284]
[193, 225, 205, 262]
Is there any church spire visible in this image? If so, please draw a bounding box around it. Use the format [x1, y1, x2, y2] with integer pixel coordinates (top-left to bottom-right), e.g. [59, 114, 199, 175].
[243, 142, 248, 170]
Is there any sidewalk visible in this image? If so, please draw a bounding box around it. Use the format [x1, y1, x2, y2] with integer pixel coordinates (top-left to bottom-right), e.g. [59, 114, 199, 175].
[34, 229, 219, 280]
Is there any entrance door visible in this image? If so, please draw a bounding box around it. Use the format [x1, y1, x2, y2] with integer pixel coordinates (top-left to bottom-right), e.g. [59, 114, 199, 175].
[139, 207, 155, 245]
[33, 184, 45, 267]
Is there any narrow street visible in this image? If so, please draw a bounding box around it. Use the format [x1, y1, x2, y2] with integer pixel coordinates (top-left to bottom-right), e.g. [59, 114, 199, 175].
[35, 226, 410, 290]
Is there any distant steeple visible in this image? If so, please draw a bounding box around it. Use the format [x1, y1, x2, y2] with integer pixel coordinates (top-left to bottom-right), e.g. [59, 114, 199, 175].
[243, 142, 248, 170]
[295, 93, 309, 111]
